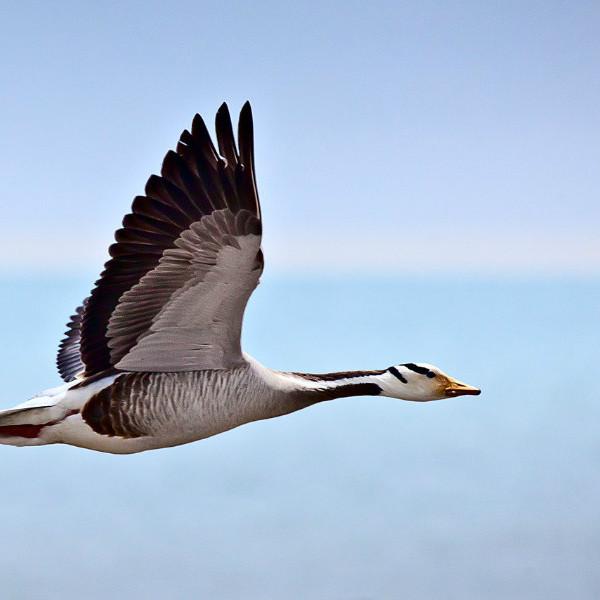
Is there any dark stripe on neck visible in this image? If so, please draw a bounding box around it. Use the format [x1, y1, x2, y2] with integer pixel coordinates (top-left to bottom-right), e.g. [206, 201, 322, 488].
[291, 369, 386, 382]
[403, 363, 435, 378]
[308, 382, 383, 402]
[388, 366, 408, 383]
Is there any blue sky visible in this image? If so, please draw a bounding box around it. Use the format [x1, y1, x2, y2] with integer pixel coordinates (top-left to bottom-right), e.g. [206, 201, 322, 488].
[1, 0, 599, 275]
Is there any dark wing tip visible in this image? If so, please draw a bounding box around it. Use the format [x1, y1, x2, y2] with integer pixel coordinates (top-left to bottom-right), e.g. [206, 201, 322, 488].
[237, 101, 259, 218]
[215, 103, 238, 164]
[216, 102, 233, 132]
[191, 113, 209, 139]
[238, 102, 254, 137]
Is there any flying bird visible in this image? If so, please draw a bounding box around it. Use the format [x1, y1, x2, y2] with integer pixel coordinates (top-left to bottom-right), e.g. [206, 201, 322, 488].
[0, 103, 481, 454]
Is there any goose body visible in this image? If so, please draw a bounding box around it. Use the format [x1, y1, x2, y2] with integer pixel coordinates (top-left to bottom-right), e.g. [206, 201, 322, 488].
[0, 103, 480, 454]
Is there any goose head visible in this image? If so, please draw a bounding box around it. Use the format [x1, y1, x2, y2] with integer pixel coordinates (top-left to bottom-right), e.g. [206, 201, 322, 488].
[380, 362, 481, 402]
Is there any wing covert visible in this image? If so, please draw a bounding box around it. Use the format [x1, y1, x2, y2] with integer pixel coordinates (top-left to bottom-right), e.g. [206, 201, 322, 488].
[110, 208, 262, 371]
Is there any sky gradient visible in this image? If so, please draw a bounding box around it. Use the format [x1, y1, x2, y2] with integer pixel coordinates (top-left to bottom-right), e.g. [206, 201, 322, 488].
[1, 0, 599, 275]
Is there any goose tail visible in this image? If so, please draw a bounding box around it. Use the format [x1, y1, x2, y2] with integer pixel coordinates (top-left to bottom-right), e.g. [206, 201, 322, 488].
[0, 398, 70, 447]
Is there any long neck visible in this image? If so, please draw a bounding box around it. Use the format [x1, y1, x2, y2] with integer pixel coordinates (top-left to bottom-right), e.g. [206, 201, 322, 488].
[244, 355, 391, 406]
[275, 368, 386, 403]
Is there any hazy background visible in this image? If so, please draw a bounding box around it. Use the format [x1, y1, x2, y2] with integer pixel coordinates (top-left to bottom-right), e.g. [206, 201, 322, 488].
[1, 0, 599, 276]
[1, 1, 599, 598]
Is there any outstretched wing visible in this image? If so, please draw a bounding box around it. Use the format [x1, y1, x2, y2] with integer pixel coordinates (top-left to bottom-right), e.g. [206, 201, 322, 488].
[56, 102, 261, 380]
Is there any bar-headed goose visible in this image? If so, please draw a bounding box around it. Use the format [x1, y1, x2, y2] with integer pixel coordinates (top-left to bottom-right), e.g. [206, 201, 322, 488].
[0, 103, 480, 454]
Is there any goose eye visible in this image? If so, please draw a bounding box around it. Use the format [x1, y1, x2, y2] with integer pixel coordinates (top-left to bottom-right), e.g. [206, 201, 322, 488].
[426, 372, 436, 379]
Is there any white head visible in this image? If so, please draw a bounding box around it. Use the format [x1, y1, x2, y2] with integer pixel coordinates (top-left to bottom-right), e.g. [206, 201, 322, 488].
[377, 362, 481, 402]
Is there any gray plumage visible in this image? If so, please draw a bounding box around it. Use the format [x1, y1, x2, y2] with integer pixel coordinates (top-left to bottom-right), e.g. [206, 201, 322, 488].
[109, 209, 262, 372]
[82, 367, 308, 443]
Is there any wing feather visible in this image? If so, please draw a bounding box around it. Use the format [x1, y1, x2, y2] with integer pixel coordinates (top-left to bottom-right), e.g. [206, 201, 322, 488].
[56, 102, 261, 381]
[56, 300, 88, 382]
[110, 209, 262, 371]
